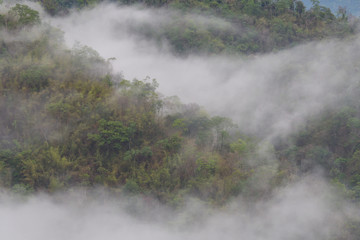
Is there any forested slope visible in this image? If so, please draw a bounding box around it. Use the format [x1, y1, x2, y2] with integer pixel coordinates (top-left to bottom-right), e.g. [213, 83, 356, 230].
[1, 0, 360, 213]
[0, 4, 275, 206]
[2, 1, 360, 238]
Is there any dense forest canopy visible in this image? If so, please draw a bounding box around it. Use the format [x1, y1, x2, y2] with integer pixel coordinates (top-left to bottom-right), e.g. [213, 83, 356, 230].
[1, 1, 360, 239]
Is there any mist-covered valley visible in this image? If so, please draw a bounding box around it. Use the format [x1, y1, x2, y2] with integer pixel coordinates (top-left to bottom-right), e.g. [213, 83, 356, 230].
[1, 0, 360, 239]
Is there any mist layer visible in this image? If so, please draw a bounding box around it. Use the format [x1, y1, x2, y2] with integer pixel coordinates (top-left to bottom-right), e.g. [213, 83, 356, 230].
[0, 175, 357, 240]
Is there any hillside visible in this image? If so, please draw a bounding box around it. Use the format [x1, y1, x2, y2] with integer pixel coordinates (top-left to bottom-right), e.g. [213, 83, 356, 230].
[0, 4, 270, 204]
[1, 2, 360, 239]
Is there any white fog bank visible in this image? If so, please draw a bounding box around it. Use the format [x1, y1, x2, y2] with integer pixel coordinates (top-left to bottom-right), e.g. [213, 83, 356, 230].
[0, 176, 358, 240]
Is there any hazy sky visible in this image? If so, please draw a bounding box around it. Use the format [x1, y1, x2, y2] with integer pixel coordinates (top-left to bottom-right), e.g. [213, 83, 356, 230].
[302, 0, 360, 16]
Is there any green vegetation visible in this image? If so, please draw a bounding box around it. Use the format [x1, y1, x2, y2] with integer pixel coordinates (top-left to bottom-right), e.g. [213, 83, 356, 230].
[0, 3, 40, 31]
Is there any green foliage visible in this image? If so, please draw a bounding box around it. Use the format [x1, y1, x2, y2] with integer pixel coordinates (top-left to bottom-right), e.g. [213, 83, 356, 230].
[295, 1, 305, 16]
[20, 146, 72, 190]
[19, 66, 49, 92]
[7, 4, 41, 30]
[123, 179, 140, 194]
[278, 104, 360, 206]
[196, 154, 217, 178]
[230, 138, 248, 156]
[157, 135, 183, 154]
[40, 0, 101, 15]
[88, 119, 136, 153]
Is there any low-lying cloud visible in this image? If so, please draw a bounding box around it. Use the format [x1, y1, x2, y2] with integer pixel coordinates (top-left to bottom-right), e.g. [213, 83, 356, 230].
[1, 175, 358, 240]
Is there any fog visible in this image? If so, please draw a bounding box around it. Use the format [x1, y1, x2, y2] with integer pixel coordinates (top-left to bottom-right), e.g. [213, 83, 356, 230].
[1, 175, 358, 240]
[47, 3, 360, 141]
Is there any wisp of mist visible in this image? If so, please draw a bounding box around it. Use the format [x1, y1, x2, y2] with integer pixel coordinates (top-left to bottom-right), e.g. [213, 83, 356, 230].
[1, 175, 359, 240]
[48, 2, 360, 141]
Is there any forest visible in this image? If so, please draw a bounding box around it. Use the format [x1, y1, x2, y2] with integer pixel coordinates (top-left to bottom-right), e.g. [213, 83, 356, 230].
[1, 0, 360, 239]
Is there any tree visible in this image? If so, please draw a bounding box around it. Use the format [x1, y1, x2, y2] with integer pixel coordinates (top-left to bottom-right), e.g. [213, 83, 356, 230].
[88, 119, 137, 155]
[42, 0, 61, 16]
[295, 0, 305, 16]
[337, 6, 348, 21]
[7, 4, 40, 30]
[275, 0, 294, 15]
[310, 0, 319, 7]
[310, 0, 320, 14]
[244, 0, 262, 17]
